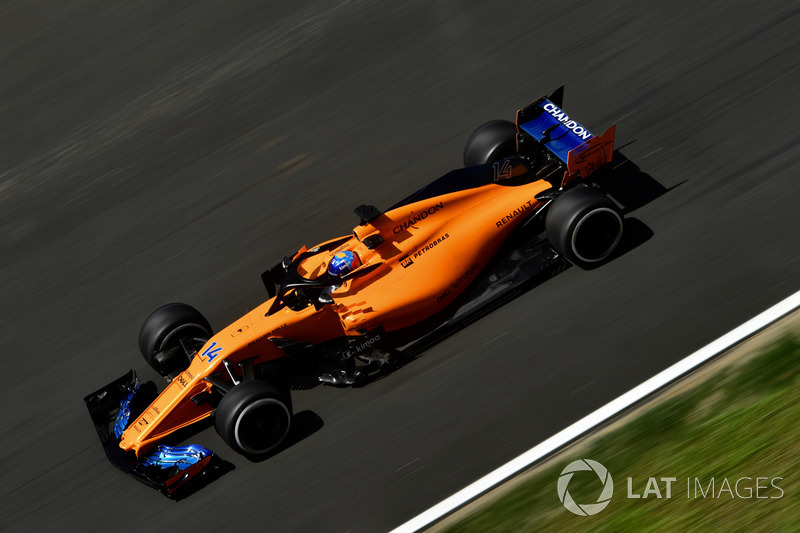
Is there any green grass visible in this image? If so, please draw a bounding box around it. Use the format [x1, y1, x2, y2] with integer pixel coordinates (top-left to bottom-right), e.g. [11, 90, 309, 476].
[443, 337, 800, 533]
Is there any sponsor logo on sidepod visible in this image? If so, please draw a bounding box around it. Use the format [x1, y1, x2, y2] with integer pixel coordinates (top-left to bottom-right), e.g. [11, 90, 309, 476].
[393, 202, 444, 234]
[413, 233, 450, 259]
[496, 200, 534, 228]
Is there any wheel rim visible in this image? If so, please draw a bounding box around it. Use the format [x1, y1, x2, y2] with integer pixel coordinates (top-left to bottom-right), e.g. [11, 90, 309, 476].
[571, 208, 623, 263]
[234, 398, 291, 454]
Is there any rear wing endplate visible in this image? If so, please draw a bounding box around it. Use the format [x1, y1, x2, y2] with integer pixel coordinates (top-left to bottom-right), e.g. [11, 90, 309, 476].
[564, 124, 615, 187]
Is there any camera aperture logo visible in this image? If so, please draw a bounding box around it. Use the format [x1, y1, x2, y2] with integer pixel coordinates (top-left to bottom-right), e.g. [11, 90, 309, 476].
[557, 459, 613, 516]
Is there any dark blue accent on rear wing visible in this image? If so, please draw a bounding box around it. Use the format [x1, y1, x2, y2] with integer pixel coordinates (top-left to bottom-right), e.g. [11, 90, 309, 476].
[518, 98, 593, 164]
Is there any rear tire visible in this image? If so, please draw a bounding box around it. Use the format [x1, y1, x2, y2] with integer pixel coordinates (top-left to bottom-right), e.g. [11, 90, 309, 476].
[463, 120, 518, 167]
[214, 381, 292, 457]
[545, 187, 623, 268]
[138, 303, 212, 378]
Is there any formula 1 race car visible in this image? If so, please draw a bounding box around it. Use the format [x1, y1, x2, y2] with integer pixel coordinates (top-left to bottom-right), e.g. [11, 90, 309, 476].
[85, 87, 622, 497]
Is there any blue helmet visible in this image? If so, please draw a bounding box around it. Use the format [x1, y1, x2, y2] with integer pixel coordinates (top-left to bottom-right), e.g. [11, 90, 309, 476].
[328, 250, 361, 277]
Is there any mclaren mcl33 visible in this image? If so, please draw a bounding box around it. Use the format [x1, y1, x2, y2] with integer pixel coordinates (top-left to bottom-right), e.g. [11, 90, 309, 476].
[86, 87, 624, 497]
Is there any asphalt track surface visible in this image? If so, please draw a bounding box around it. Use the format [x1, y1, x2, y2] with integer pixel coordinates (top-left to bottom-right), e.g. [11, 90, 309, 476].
[2, 1, 799, 531]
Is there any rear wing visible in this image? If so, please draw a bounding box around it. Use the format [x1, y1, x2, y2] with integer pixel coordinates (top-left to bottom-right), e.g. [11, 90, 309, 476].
[516, 86, 615, 187]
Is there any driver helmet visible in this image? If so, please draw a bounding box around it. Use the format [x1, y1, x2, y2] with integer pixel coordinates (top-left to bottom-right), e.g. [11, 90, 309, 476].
[328, 250, 361, 277]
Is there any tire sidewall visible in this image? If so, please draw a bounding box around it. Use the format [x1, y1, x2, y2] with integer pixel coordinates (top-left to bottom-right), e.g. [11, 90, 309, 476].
[138, 303, 212, 372]
[463, 120, 518, 167]
[569, 206, 622, 264]
[545, 187, 623, 268]
[214, 380, 292, 457]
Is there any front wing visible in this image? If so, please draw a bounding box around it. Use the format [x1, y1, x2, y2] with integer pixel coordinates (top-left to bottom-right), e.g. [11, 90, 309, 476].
[84, 370, 222, 499]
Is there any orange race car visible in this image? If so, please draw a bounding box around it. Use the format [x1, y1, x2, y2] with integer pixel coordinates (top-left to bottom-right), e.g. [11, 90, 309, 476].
[85, 87, 622, 497]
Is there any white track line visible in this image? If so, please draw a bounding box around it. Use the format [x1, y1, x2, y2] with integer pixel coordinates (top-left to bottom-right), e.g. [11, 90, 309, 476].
[391, 289, 800, 533]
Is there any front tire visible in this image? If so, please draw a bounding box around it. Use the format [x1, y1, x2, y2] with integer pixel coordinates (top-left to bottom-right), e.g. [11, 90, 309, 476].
[138, 303, 212, 378]
[463, 120, 518, 167]
[545, 187, 623, 268]
[214, 380, 292, 457]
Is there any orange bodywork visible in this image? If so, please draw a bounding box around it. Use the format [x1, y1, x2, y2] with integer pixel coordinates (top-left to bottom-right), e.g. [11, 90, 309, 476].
[120, 172, 555, 457]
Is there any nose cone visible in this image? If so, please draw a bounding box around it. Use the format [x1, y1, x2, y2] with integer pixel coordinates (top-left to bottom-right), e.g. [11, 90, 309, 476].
[197, 339, 224, 364]
[119, 355, 218, 456]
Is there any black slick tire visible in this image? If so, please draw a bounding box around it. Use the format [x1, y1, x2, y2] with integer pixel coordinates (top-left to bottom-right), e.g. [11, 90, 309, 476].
[214, 380, 292, 457]
[138, 303, 212, 377]
[545, 186, 623, 268]
[463, 120, 518, 167]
